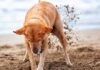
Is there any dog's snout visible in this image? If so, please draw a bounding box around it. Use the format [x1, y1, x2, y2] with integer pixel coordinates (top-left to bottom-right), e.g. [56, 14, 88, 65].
[33, 47, 38, 54]
[32, 47, 43, 54]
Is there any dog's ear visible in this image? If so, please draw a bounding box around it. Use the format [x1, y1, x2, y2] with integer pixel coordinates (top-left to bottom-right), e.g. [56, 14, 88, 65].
[13, 27, 25, 35]
[44, 26, 52, 33]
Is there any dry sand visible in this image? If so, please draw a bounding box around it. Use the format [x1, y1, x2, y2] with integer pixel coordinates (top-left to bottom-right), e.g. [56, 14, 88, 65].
[0, 28, 100, 70]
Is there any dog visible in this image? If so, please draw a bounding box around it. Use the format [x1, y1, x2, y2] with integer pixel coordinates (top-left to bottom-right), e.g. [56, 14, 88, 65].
[13, 0, 72, 70]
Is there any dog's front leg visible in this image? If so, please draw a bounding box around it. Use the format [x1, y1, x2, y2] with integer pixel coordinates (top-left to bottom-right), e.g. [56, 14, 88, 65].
[23, 49, 28, 62]
[26, 45, 37, 70]
[23, 40, 30, 62]
[37, 52, 46, 70]
[37, 38, 48, 70]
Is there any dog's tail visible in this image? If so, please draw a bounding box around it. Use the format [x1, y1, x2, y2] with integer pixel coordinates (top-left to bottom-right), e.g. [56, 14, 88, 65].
[39, 0, 42, 2]
[38, 0, 47, 2]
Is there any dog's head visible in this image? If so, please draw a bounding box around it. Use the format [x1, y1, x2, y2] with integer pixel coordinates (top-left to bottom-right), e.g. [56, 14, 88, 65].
[13, 23, 52, 42]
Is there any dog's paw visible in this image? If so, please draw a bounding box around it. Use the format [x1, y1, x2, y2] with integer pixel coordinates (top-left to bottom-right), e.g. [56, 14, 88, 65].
[67, 63, 73, 67]
[22, 58, 29, 62]
[37, 68, 43, 70]
[66, 61, 73, 67]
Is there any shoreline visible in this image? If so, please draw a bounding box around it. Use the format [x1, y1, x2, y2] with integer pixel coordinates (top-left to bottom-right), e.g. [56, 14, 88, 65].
[0, 34, 24, 45]
[0, 28, 100, 45]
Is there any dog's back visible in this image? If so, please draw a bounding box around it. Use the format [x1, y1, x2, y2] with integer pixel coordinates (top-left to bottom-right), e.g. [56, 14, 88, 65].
[24, 1, 57, 27]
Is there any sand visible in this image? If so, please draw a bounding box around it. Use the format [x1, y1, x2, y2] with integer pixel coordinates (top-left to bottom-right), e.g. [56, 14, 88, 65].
[0, 34, 24, 45]
[0, 28, 100, 70]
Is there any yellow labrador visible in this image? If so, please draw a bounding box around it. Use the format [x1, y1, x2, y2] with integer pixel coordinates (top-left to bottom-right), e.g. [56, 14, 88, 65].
[14, 1, 72, 70]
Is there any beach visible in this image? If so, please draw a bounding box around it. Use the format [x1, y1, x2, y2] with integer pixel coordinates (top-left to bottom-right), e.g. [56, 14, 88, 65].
[0, 34, 24, 45]
[0, 0, 100, 70]
[0, 28, 100, 45]
[0, 28, 100, 70]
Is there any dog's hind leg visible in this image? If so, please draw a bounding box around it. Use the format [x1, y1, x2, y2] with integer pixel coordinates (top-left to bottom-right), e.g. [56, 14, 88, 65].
[52, 14, 73, 66]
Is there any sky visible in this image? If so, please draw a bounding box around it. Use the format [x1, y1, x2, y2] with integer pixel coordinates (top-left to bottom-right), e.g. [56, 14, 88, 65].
[56, 0, 100, 24]
[53, 0, 99, 25]
[0, 0, 100, 24]
[0, 0, 100, 34]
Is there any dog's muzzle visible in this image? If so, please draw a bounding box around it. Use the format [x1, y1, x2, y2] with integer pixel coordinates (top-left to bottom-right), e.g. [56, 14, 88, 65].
[32, 47, 44, 55]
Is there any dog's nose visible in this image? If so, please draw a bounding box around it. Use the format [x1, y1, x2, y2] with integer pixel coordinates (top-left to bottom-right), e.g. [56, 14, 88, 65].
[32, 47, 43, 54]
[33, 47, 38, 54]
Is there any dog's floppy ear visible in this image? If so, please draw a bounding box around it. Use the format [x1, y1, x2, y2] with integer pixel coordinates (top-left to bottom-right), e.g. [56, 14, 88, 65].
[13, 27, 25, 35]
[44, 26, 52, 33]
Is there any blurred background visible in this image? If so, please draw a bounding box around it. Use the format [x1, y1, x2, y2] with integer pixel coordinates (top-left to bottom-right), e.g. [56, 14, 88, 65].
[0, 0, 100, 45]
[0, 1, 100, 70]
[0, 0, 100, 34]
